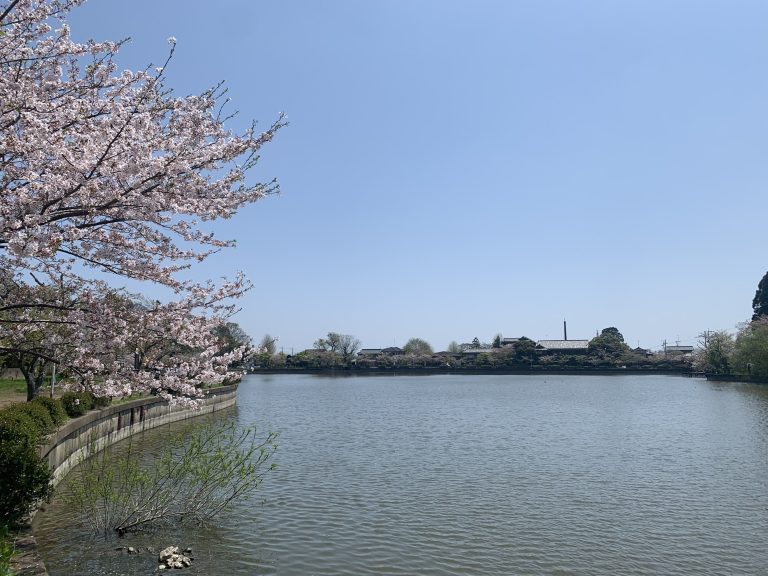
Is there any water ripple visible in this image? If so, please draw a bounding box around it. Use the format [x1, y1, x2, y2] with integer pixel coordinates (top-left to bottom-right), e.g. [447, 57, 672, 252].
[34, 374, 768, 575]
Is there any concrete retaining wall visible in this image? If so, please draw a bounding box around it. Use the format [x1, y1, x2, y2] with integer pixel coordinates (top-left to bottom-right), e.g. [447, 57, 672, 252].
[39, 384, 238, 486]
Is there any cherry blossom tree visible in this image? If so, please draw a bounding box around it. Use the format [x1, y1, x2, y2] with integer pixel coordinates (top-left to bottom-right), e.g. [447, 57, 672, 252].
[0, 0, 284, 401]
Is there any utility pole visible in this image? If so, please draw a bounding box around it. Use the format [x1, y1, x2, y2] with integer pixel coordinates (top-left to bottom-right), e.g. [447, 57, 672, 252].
[49, 362, 56, 398]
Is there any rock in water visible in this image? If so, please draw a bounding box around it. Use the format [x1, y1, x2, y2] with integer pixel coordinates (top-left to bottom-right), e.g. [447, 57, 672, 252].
[158, 545, 193, 569]
[159, 546, 179, 562]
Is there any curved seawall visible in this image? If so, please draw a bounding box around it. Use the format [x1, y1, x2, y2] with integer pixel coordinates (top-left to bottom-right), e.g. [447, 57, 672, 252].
[11, 385, 238, 576]
[39, 384, 238, 485]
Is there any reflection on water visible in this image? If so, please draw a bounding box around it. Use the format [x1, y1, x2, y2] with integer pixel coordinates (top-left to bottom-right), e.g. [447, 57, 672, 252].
[35, 374, 768, 575]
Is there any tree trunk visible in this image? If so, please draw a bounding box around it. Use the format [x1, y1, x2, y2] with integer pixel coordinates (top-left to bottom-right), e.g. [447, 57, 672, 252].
[21, 365, 38, 401]
[18, 355, 47, 401]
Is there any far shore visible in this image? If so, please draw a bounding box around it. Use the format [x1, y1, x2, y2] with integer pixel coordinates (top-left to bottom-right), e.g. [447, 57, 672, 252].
[248, 366, 700, 377]
[247, 367, 768, 384]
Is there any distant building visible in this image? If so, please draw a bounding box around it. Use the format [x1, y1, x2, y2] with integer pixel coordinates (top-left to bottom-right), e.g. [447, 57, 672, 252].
[381, 347, 404, 355]
[536, 339, 590, 354]
[358, 347, 404, 357]
[501, 338, 521, 347]
[664, 345, 694, 355]
[461, 348, 495, 356]
[358, 349, 383, 357]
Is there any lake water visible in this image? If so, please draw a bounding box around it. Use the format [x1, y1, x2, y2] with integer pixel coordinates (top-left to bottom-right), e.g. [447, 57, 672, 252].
[34, 373, 768, 575]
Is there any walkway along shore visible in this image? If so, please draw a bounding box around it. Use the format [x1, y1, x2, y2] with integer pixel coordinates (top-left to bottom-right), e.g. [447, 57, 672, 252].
[10, 384, 238, 576]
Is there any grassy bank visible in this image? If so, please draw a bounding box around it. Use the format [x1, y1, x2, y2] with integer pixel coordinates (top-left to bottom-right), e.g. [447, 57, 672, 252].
[0, 379, 27, 407]
[0, 379, 25, 394]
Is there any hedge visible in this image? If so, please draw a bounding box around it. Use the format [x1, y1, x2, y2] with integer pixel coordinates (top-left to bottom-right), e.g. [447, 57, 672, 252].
[91, 393, 111, 408]
[0, 390, 109, 526]
[61, 391, 94, 417]
[0, 404, 53, 526]
[0, 409, 43, 445]
[8, 402, 55, 436]
[30, 396, 68, 426]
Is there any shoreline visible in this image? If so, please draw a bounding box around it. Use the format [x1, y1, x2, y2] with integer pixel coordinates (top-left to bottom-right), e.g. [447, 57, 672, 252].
[247, 367, 768, 385]
[249, 367, 699, 377]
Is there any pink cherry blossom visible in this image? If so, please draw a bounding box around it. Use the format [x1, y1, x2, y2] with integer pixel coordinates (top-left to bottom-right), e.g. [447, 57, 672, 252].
[0, 0, 282, 401]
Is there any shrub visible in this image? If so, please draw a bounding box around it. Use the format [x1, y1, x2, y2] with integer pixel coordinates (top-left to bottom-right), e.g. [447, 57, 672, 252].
[61, 392, 94, 417]
[0, 435, 52, 526]
[80, 392, 95, 411]
[0, 409, 42, 445]
[0, 407, 53, 526]
[90, 393, 111, 408]
[11, 403, 55, 436]
[30, 396, 68, 427]
[66, 421, 277, 535]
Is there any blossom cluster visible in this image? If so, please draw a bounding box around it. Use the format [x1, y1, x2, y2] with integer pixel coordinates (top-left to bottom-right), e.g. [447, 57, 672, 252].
[0, 0, 282, 401]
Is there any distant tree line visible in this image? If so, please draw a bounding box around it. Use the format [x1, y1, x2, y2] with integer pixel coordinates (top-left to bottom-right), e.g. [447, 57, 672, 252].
[248, 328, 690, 372]
[248, 271, 768, 375]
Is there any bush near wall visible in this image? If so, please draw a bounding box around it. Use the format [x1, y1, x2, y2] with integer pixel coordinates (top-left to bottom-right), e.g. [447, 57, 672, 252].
[91, 393, 111, 408]
[0, 390, 112, 528]
[0, 405, 54, 527]
[30, 396, 69, 426]
[60, 391, 95, 417]
[7, 402, 56, 436]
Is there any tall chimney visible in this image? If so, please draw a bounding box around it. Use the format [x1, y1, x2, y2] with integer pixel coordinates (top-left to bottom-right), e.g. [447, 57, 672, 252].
[564, 320, 567, 341]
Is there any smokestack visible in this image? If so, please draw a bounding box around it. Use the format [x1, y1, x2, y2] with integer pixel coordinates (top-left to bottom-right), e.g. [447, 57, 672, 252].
[564, 320, 567, 341]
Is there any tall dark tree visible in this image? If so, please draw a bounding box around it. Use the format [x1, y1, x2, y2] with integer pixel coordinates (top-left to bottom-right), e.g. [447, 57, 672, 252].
[513, 337, 538, 363]
[588, 327, 629, 357]
[752, 271, 768, 320]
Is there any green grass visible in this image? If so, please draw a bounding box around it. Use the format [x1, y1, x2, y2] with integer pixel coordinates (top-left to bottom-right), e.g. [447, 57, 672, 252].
[0, 378, 26, 395]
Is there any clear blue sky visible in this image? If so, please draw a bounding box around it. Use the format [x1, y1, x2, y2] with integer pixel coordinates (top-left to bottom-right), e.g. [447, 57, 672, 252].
[68, 0, 768, 353]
